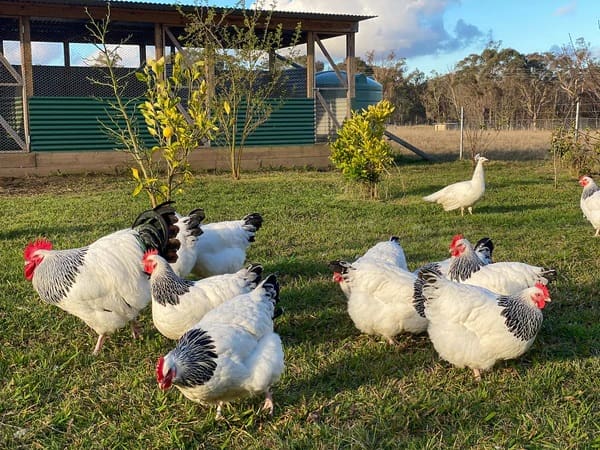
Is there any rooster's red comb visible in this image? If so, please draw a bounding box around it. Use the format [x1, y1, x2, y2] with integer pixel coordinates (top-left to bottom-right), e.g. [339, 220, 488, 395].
[449, 234, 464, 249]
[534, 282, 550, 299]
[24, 238, 53, 260]
[142, 248, 159, 262]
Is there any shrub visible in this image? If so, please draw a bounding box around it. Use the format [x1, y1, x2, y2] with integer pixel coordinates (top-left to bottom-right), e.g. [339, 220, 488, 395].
[329, 100, 395, 199]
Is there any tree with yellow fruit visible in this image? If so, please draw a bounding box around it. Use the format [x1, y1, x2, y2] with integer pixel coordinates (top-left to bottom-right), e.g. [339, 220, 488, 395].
[87, 7, 216, 207]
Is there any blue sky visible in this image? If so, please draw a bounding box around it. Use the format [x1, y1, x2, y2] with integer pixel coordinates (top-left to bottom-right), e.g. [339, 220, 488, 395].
[5, 0, 598, 73]
[131, 0, 599, 74]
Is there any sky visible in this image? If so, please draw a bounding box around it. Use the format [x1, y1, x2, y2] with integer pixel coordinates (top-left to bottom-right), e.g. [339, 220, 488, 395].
[3, 0, 599, 74]
[135, 0, 600, 74]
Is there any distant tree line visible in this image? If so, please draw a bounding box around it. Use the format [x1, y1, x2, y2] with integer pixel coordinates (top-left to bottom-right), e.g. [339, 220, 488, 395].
[333, 39, 599, 130]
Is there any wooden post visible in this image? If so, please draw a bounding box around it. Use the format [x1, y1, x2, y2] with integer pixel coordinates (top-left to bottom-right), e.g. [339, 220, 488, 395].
[345, 32, 355, 119]
[306, 31, 315, 98]
[19, 16, 32, 151]
[63, 41, 70, 67]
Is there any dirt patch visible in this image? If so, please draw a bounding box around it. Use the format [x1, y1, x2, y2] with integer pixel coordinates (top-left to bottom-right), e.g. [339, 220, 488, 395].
[0, 174, 126, 196]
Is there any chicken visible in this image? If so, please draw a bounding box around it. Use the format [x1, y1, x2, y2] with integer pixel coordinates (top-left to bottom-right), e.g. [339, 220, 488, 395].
[170, 212, 263, 278]
[414, 266, 550, 380]
[144, 248, 263, 339]
[355, 236, 408, 270]
[423, 154, 488, 215]
[440, 234, 556, 295]
[329, 259, 427, 344]
[156, 274, 284, 419]
[24, 202, 182, 354]
[579, 175, 600, 236]
[167, 208, 206, 277]
[414, 236, 493, 276]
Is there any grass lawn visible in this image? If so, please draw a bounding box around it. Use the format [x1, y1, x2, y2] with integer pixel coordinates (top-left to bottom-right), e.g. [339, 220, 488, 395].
[1, 159, 598, 449]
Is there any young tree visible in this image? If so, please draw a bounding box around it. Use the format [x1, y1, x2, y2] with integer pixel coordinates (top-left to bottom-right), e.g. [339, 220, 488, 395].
[86, 7, 216, 207]
[329, 100, 395, 199]
[183, 0, 301, 180]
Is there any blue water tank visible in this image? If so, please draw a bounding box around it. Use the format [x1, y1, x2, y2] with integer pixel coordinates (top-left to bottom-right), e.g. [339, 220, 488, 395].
[315, 70, 383, 111]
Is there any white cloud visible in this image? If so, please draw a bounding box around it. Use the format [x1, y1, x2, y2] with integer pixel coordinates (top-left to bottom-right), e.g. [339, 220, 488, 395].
[276, 0, 489, 65]
[554, 1, 577, 16]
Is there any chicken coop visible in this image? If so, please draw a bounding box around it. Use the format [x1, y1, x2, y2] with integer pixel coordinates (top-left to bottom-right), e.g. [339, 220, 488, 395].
[0, 0, 376, 176]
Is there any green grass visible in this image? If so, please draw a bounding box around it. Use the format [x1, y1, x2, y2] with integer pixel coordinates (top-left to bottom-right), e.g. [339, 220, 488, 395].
[1, 160, 599, 449]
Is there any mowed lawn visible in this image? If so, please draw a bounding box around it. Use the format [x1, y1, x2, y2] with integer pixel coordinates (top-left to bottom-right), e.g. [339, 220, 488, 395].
[0, 158, 598, 449]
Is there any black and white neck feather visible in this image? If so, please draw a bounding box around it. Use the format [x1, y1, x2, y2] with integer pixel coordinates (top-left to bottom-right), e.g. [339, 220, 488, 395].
[151, 265, 195, 306]
[34, 247, 88, 304]
[498, 294, 543, 341]
[170, 328, 218, 388]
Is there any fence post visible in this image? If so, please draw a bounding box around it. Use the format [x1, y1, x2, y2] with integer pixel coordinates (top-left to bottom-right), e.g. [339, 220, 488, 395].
[574, 100, 580, 142]
[459, 106, 464, 160]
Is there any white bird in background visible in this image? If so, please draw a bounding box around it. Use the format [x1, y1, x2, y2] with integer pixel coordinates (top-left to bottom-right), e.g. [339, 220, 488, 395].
[156, 274, 284, 419]
[423, 154, 489, 215]
[414, 266, 550, 381]
[579, 175, 600, 236]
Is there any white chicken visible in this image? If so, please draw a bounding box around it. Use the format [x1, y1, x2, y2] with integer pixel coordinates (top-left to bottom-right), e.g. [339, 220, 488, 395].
[439, 234, 557, 295]
[167, 208, 206, 277]
[329, 258, 427, 344]
[423, 154, 488, 215]
[23, 202, 186, 354]
[414, 236, 493, 277]
[354, 236, 408, 270]
[156, 274, 284, 419]
[414, 266, 550, 380]
[170, 212, 263, 278]
[144, 248, 263, 339]
[579, 175, 600, 236]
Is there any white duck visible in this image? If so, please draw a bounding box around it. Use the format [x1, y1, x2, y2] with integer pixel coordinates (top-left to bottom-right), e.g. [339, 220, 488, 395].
[423, 154, 489, 215]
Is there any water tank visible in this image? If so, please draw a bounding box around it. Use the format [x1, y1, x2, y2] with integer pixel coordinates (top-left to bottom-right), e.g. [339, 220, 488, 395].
[315, 70, 383, 111]
[315, 70, 383, 141]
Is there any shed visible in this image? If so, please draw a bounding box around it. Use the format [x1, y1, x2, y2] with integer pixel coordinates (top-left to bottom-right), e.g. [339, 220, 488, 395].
[0, 0, 376, 175]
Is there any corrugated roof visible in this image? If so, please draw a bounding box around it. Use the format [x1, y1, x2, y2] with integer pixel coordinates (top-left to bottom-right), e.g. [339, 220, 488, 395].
[1, 0, 375, 21]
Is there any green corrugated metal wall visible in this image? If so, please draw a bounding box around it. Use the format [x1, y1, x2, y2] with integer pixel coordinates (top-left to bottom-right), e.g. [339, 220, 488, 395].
[29, 97, 315, 151]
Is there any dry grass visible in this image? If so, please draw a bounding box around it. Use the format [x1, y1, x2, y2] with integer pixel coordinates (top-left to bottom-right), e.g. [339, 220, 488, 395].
[388, 125, 552, 161]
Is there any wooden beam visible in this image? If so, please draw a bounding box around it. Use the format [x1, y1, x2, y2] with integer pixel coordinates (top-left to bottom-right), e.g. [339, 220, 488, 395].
[345, 32, 356, 118]
[19, 16, 32, 151]
[316, 90, 341, 129]
[154, 23, 164, 61]
[315, 33, 346, 88]
[306, 31, 315, 98]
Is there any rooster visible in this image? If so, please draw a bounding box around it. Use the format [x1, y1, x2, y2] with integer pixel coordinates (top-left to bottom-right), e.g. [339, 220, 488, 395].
[440, 234, 557, 295]
[423, 154, 488, 215]
[329, 258, 427, 344]
[156, 274, 284, 419]
[579, 175, 600, 236]
[171, 212, 263, 278]
[355, 236, 408, 271]
[24, 202, 182, 354]
[143, 248, 263, 339]
[414, 266, 550, 380]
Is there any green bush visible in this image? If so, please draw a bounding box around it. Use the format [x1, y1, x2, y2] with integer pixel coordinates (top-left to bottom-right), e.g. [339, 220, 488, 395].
[329, 100, 395, 198]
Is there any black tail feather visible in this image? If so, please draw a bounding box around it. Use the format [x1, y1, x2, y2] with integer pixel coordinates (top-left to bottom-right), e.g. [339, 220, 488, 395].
[132, 201, 180, 263]
[542, 267, 558, 282]
[390, 236, 400, 243]
[242, 213, 263, 241]
[185, 208, 205, 237]
[262, 273, 280, 304]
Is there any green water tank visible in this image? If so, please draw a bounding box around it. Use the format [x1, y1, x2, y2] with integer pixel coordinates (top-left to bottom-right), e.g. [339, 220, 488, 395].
[315, 70, 383, 111]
